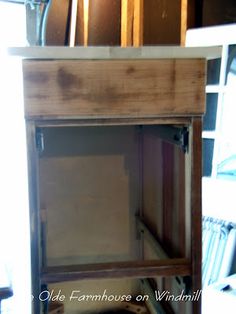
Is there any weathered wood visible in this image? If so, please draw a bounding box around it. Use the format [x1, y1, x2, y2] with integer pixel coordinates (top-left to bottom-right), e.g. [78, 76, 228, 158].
[31, 117, 192, 126]
[42, 259, 191, 284]
[23, 59, 205, 119]
[190, 118, 202, 314]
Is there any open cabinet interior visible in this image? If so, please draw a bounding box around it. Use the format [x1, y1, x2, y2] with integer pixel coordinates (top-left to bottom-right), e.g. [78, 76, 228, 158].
[19, 46, 221, 314]
[37, 123, 191, 313]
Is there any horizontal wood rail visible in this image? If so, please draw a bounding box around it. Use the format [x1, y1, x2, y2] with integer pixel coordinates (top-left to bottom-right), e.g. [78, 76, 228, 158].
[41, 259, 191, 284]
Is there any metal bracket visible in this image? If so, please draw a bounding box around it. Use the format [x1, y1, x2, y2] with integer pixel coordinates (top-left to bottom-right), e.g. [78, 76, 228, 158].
[179, 127, 189, 153]
[35, 128, 44, 154]
[143, 125, 189, 153]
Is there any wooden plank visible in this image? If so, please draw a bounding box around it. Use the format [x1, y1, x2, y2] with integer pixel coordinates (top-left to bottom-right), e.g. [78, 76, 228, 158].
[181, 0, 188, 46]
[133, 0, 143, 47]
[22, 59, 205, 119]
[190, 118, 202, 314]
[32, 117, 192, 127]
[75, 0, 84, 45]
[121, 0, 134, 47]
[41, 259, 191, 284]
[25, 122, 41, 314]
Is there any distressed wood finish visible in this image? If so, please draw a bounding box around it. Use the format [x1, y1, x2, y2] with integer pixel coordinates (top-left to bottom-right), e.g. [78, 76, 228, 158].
[42, 259, 191, 284]
[190, 118, 202, 314]
[22, 59, 205, 119]
[21, 49, 209, 313]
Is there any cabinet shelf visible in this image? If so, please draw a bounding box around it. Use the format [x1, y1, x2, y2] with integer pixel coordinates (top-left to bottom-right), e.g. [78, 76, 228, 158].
[41, 259, 191, 284]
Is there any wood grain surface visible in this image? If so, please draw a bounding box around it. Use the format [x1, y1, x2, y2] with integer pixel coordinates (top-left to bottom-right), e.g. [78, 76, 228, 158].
[23, 59, 205, 119]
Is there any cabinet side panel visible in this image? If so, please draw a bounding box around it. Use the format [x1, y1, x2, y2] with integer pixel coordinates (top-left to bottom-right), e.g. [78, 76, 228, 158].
[26, 123, 41, 314]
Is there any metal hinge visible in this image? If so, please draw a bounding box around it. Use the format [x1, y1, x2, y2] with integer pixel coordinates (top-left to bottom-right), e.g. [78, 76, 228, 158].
[36, 128, 44, 154]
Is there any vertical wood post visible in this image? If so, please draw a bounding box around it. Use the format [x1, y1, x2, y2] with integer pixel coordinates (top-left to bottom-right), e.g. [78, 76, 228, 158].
[133, 0, 143, 47]
[121, 0, 134, 47]
[190, 117, 202, 313]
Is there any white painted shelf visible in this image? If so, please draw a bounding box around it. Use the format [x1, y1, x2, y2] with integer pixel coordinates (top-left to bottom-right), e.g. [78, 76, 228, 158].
[7, 46, 221, 60]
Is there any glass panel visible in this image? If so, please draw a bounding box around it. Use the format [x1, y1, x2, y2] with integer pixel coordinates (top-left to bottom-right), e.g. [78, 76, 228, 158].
[207, 58, 221, 85]
[203, 93, 218, 131]
[203, 139, 214, 177]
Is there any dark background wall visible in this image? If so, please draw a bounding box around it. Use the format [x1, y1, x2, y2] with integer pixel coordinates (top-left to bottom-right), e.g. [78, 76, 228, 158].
[45, 0, 236, 46]
[143, 0, 181, 45]
[203, 0, 236, 26]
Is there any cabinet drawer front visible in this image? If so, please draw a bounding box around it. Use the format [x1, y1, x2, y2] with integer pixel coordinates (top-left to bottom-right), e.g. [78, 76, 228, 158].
[23, 59, 205, 119]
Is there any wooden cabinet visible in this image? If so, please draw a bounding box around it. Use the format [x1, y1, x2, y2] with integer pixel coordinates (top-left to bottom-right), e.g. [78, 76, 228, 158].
[20, 46, 220, 314]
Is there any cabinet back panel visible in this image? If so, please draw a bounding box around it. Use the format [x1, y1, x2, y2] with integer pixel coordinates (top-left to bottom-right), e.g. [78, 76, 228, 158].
[38, 126, 140, 266]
